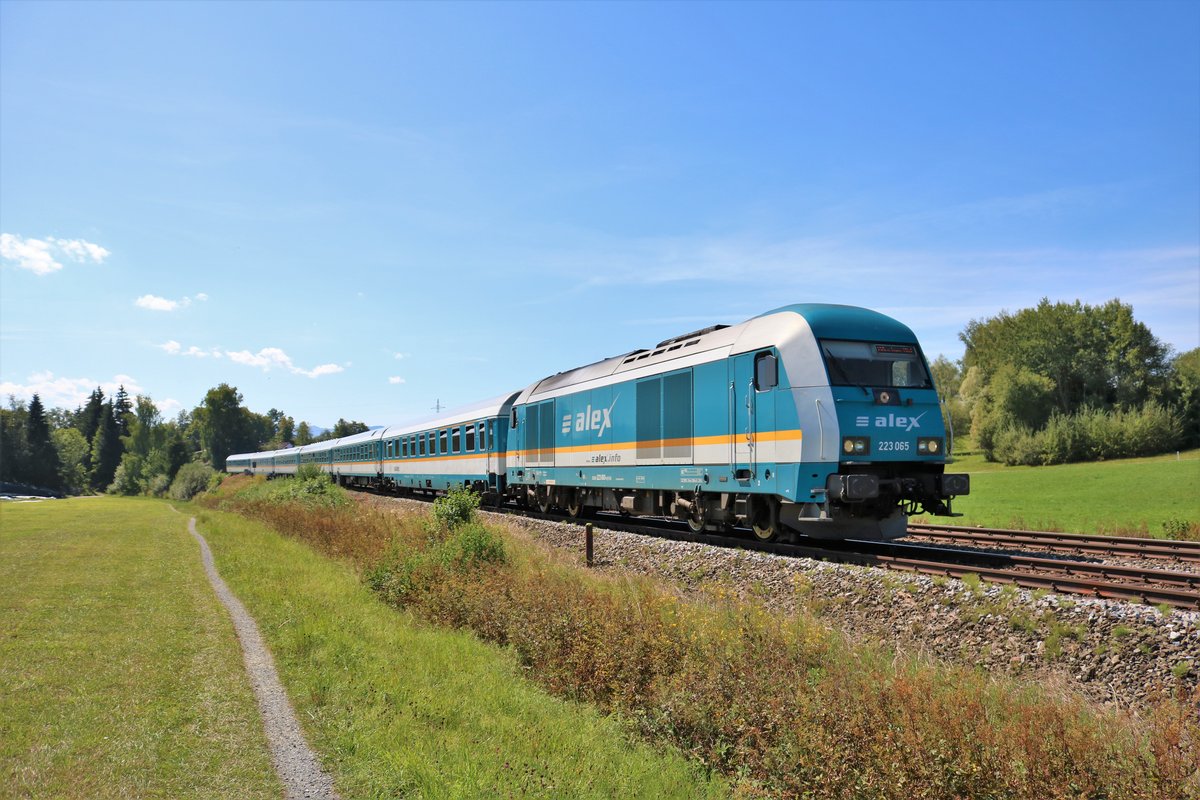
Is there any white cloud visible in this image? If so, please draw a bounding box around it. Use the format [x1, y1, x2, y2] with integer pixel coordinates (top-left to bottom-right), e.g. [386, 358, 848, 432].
[158, 398, 183, 416]
[159, 340, 182, 355]
[0, 233, 109, 275]
[135, 292, 207, 311]
[137, 294, 181, 311]
[0, 371, 143, 409]
[303, 363, 344, 378]
[388, 376, 406, 384]
[222, 351, 345, 378]
[394, 352, 410, 360]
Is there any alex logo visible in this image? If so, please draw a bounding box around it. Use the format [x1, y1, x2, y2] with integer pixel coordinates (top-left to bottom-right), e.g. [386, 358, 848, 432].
[562, 395, 619, 438]
[855, 411, 926, 431]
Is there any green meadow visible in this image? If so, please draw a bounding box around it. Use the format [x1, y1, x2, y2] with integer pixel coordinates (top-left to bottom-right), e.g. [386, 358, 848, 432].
[0, 498, 281, 799]
[0, 497, 723, 799]
[920, 448, 1200, 536]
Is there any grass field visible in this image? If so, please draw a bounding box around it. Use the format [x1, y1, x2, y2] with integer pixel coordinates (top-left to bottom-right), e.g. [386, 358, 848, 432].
[0, 497, 281, 799]
[917, 449, 1200, 535]
[1, 496, 724, 798]
[192, 507, 725, 798]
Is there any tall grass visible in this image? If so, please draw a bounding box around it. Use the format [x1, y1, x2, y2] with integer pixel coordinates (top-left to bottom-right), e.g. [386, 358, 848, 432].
[206, 486, 1200, 799]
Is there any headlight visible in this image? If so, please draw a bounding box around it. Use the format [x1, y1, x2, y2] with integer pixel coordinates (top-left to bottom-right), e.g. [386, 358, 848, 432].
[842, 436, 870, 456]
[917, 437, 943, 455]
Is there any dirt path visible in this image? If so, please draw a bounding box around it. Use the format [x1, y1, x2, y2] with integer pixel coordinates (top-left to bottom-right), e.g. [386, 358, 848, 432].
[189, 517, 340, 800]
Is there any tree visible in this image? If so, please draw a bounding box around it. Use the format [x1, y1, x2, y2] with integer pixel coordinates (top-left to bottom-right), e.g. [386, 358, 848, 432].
[197, 384, 258, 468]
[961, 298, 1171, 414]
[113, 385, 134, 439]
[79, 388, 105, 447]
[278, 415, 295, 444]
[89, 402, 122, 490]
[929, 356, 962, 398]
[52, 428, 90, 493]
[330, 418, 368, 439]
[0, 398, 29, 483]
[25, 395, 62, 490]
[1169, 347, 1200, 448]
[295, 421, 313, 445]
[127, 396, 162, 459]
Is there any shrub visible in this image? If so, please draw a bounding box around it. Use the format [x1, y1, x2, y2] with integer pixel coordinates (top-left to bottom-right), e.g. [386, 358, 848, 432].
[431, 486, 480, 530]
[146, 473, 171, 497]
[107, 454, 146, 496]
[169, 462, 216, 501]
[990, 404, 1184, 465]
[296, 462, 324, 481]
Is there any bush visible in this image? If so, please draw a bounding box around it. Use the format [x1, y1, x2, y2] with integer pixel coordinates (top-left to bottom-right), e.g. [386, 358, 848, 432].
[296, 462, 324, 481]
[169, 462, 216, 501]
[431, 486, 480, 530]
[223, 468, 347, 509]
[146, 473, 171, 497]
[107, 454, 146, 496]
[991, 404, 1184, 466]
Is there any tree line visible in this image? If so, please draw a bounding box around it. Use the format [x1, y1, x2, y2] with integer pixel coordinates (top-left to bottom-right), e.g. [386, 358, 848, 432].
[0, 382, 368, 496]
[932, 298, 1199, 464]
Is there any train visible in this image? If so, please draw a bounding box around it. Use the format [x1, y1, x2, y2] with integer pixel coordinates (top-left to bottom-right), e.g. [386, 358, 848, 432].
[226, 303, 968, 541]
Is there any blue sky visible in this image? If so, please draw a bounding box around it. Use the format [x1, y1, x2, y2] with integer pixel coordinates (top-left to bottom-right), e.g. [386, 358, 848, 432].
[2, 1, 1197, 427]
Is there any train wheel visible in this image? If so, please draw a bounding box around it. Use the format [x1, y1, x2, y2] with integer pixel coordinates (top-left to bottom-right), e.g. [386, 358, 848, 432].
[566, 492, 584, 519]
[749, 497, 779, 542]
[686, 498, 708, 533]
[536, 488, 551, 515]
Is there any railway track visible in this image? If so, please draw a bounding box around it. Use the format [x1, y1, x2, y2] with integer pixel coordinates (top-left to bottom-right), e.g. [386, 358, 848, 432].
[372, 492, 1200, 610]
[905, 523, 1200, 564]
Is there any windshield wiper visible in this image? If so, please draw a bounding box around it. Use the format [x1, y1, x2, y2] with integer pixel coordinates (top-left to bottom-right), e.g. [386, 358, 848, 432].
[822, 346, 871, 396]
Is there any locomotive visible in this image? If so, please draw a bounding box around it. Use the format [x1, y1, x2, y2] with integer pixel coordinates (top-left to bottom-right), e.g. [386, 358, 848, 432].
[226, 304, 968, 541]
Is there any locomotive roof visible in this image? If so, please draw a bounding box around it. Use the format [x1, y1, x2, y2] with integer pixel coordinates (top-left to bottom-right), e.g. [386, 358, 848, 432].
[515, 303, 920, 403]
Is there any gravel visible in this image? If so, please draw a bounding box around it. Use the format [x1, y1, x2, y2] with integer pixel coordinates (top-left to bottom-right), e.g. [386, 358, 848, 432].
[189, 517, 341, 800]
[372, 497, 1198, 710]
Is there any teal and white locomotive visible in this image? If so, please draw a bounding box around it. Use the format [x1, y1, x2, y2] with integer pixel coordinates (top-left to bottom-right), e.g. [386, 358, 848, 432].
[228, 303, 968, 541]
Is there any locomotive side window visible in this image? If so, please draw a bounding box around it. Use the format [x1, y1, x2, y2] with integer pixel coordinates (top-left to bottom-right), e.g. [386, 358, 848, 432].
[637, 377, 662, 460]
[662, 370, 693, 459]
[526, 407, 539, 459]
[754, 352, 778, 390]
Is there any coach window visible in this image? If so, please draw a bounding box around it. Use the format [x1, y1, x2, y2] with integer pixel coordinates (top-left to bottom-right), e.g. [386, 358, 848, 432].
[452, 427, 461, 453]
[488, 420, 495, 450]
[754, 351, 778, 391]
[440, 430, 448, 454]
[465, 423, 475, 452]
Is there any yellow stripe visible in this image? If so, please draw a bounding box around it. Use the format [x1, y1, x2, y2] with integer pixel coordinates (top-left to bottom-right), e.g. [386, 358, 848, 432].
[324, 429, 804, 466]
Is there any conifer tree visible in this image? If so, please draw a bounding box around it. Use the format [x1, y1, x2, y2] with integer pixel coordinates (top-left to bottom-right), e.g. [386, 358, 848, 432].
[89, 401, 122, 490]
[25, 394, 62, 490]
[113, 385, 134, 439]
[0, 400, 28, 483]
[79, 388, 105, 443]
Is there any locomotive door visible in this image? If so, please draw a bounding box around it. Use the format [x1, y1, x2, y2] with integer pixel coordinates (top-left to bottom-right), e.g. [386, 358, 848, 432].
[730, 354, 755, 482]
[730, 350, 779, 483]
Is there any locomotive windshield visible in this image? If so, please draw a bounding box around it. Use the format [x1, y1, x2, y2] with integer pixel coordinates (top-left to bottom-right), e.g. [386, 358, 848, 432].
[820, 339, 933, 389]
